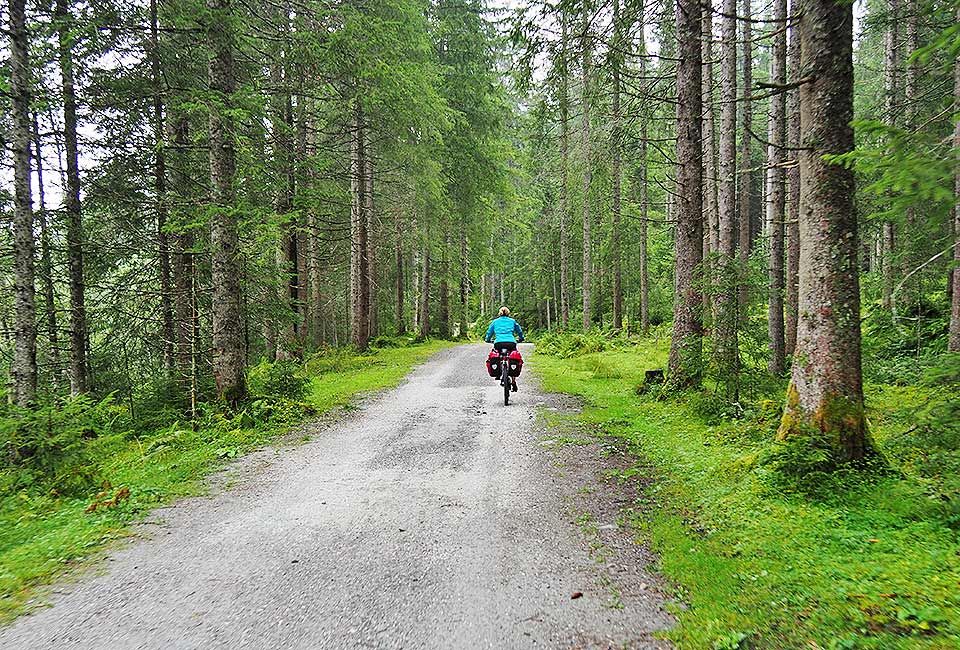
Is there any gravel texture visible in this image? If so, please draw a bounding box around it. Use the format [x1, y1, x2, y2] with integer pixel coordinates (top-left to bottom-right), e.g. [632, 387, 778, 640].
[0, 343, 672, 650]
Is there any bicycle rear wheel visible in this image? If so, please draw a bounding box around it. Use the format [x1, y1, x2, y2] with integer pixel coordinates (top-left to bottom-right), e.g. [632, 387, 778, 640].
[501, 362, 510, 406]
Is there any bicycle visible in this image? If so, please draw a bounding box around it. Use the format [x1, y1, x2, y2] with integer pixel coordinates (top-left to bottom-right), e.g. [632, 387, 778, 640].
[488, 346, 522, 406]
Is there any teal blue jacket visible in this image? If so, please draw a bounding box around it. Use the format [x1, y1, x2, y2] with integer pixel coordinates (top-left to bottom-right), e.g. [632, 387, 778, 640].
[485, 316, 524, 343]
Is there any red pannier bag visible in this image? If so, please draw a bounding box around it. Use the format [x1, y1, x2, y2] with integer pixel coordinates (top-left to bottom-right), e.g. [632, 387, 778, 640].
[508, 350, 524, 377]
[485, 349, 501, 377]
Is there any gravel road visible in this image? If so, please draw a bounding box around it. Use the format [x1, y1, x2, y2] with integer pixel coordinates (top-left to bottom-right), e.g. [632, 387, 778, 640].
[0, 343, 671, 649]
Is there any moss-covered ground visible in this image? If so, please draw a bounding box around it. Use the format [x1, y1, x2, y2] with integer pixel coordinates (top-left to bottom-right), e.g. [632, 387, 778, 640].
[533, 337, 959, 649]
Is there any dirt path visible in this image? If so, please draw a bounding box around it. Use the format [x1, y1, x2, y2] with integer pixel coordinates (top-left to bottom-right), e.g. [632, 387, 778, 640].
[0, 343, 671, 649]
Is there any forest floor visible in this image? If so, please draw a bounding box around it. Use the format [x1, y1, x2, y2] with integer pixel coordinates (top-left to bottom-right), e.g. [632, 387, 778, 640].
[534, 335, 960, 649]
[0, 343, 674, 649]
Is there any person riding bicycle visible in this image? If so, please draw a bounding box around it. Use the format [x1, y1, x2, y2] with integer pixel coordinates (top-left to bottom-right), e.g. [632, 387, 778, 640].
[485, 307, 524, 392]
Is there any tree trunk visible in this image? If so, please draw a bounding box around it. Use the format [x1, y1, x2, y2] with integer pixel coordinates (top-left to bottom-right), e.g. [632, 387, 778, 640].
[168, 114, 195, 390]
[778, 0, 871, 462]
[395, 210, 406, 335]
[581, 3, 593, 332]
[766, 0, 787, 374]
[459, 213, 469, 337]
[881, 0, 899, 313]
[418, 248, 431, 337]
[611, 0, 623, 330]
[949, 5, 960, 352]
[439, 226, 450, 338]
[34, 115, 62, 390]
[559, 9, 571, 328]
[10, 0, 38, 406]
[715, 0, 739, 395]
[365, 137, 376, 339]
[151, 0, 175, 375]
[667, 0, 704, 388]
[56, 0, 89, 395]
[702, 1, 718, 265]
[737, 0, 753, 309]
[207, 0, 247, 404]
[640, 129, 650, 334]
[785, 0, 801, 356]
[350, 99, 371, 350]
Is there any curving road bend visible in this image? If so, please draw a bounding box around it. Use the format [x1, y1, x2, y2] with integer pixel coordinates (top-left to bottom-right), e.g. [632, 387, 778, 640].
[0, 343, 671, 650]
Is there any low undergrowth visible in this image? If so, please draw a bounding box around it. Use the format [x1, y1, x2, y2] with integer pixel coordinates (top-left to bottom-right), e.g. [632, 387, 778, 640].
[533, 337, 960, 649]
[0, 338, 449, 624]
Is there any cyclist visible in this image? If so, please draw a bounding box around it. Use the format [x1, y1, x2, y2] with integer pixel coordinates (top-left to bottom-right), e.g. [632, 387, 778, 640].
[484, 307, 525, 392]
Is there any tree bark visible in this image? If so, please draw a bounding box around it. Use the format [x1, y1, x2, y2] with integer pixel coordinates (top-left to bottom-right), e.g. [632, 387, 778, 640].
[365, 136, 376, 339]
[715, 0, 739, 395]
[151, 0, 175, 375]
[395, 210, 406, 335]
[581, 2, 593, 332]
[785, 0, 801, 356]
[10, 0, 38, 406]
[702, 2, 718, 263]
[459, 213, 469, 337]
[350, 99, 371, 350]
[559, 9, 571, 328]
[766, 0, 787, 374]
[949, 5, 960, 352]
[737, 0, 753, 309]
[640, 130, 650, 333]
[778, 0, 871, 462]
[34, 115, 62, 390]
[168, 115, 196, 391]
[881, 0, 899, 313]
[56, 0, 89, 395]
[611, 0, 623, 330]
[418, 247, 431, 337]
[667, 0, 704, 388]
[207, 0, 247, 404]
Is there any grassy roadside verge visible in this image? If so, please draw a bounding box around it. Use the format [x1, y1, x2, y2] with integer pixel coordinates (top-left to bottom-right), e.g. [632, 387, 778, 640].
[532, 338, 959, 649]
[0, 339, 451, 624]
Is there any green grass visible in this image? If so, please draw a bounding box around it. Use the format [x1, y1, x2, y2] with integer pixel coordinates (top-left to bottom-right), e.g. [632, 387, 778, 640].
[0, 339, 451, 624]
[532, 340, 960, 649]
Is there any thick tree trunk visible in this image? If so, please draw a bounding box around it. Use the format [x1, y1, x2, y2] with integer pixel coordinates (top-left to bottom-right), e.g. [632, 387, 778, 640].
[151, 0, 175, 374]
[559, 10, 571, 328]
[350, 100, 371, 350]
[581, 3, 593, 332]
[34, 115, 62, 390]
[56, 0, 89, 395]
[716, 0, 739, 394]
[702, 3, 718, 262]
[766, 0, 787, 374]
[667, 0, 704, 388]
[778, 0, 871, 462]
[207, 0, 247, 404]
[10, 0, 38, 406]
[737, 0, 753, 309]
[785, 1, 801, 356]
[611, 0, 623, 330]
[950, 6, 960, 352]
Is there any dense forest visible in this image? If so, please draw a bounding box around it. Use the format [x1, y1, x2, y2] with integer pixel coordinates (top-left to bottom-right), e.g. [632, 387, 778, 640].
[2, 0, 960, 645]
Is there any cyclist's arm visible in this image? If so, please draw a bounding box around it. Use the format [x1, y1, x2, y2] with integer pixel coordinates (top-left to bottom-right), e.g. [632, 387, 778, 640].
[514, 320, 525, 342]
[484, 321, 495, 343]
